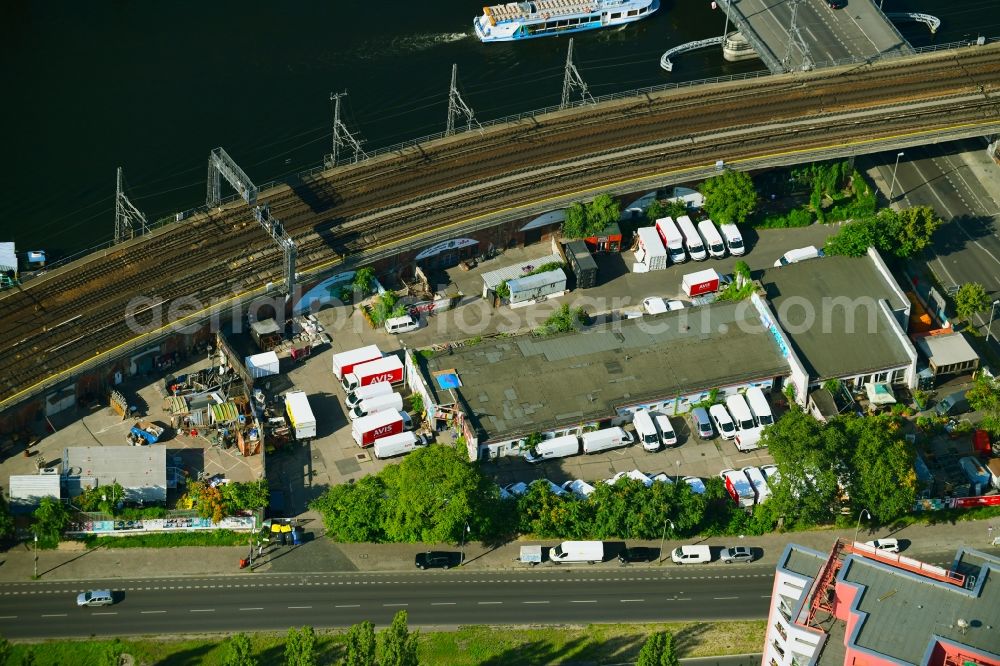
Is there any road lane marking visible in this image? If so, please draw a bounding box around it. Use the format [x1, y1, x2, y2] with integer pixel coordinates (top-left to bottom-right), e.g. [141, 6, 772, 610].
[240, 608, 264, 611]
[620, 599, 645, 603]
[336, 604, 361, 608]
[714, 596, 738, 600]
[41, 614, 67, 617]
[431, 602, 456, 606]
[288, 606, 312, 609]
[383, 604, 408, 607]
[523, 601, 549, 604]
[0, 616, 16, 619]
[761, 595, 772, 599]
[570, 600, 597, 603]
[478, 602, 502, 605]
[190, 609, 215, 613]
[141, 611, 166, 614]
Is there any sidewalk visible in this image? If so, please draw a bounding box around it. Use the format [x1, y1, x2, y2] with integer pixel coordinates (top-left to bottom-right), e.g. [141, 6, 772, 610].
[1, 517, 997, 583]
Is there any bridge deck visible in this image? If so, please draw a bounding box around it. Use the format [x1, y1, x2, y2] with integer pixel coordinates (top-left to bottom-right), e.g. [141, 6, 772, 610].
[719, 0, 913, 73]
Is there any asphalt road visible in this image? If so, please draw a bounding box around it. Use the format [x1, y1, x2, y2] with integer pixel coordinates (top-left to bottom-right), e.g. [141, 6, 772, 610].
[0, 549, 963, 640]
[869, 139, 1000, 340]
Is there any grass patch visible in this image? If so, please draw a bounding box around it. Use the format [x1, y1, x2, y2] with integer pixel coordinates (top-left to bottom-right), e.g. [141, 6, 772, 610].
[6, 621, 766, 665]
[82, 529, 252, 549]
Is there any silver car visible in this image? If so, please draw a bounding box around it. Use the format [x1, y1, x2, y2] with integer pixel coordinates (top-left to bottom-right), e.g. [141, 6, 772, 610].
[77, 590, 113, 607]
[720, 546, 755, 564]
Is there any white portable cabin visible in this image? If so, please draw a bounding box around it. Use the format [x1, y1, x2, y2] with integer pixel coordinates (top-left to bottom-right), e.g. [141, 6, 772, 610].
[697, 219, 726, 259]
[635, 227, 667, 271]
[581, 427, 632, 453]
[655, 217, 687, 264]
[676, 215, 707, 261]
[245, 351, 280, 378]
[507, 268, 567, 306]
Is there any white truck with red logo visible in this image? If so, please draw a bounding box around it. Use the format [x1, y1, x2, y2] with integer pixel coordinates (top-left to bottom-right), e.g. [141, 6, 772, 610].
[720, 468, 755, 508]
[332, 345, 382, 381]
[341, 355, 404, 392]
[352, 409, 407, 447]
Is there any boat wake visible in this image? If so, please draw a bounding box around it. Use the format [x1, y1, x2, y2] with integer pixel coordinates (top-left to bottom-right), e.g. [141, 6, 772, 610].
[353, 31, 470, 60]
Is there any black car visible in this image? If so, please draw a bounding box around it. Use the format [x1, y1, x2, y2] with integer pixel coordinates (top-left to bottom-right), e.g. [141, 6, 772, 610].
[415, 551, 461, 570]
[618, 546, 658, 565]
[828, 0, 846, 8]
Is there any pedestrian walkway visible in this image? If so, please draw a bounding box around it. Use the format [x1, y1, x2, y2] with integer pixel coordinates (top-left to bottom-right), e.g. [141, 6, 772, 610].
[1, 516, 996, 583]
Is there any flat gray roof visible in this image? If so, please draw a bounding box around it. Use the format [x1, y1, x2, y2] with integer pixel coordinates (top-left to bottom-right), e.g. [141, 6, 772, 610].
[782, 544, 828, 580]
[65, 446, 167, 503]
[762, 255, 911, 380]
[481, 253, 562, 290]
[916, 332, 979, 367]
[842, 550, 1000, 663]
[419, 301, 789, 442]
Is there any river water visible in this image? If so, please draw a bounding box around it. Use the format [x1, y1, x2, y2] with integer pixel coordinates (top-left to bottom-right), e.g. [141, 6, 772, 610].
[0, 0, 996, 257]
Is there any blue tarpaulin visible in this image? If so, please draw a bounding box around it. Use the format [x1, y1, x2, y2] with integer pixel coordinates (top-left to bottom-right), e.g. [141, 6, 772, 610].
[436, 373, 461, 390]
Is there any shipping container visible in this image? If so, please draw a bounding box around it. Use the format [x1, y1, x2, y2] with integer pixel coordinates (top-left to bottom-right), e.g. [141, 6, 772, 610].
[563, 240, 598, 289]
[635, 227, 668, 271]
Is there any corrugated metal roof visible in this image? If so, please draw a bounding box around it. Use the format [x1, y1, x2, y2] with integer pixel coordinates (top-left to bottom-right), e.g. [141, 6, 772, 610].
[9, 474, 61, 506]
[0, 242, 16, 272]
[507, 268, 566, 293]
[169, 396, 189, 414]
[211, 401, 240, 423]
[916, 332, 978, 367]
[481, 253, 562, 290]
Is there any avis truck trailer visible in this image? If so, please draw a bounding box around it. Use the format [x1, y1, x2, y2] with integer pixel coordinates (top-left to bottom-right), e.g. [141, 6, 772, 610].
[352, 409, 406, 447]
[342, 355, 404, 392]
[332, 345, 382, 381]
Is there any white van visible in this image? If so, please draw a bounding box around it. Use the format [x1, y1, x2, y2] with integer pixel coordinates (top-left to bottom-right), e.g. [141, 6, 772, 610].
[719, 223, 745, 256]
[345, 381, 394, 409]
[562, 479, 597, 499]
[671, 544, 712, 565]
[655, 217, 687, 264]
[745, 387, 774, 427]
[349, 392, 404, 421]
[676, 215, 708, 261]
[774, 245, 823, 268]
[654, 413, 677, 447]
[581, 427, 633, 454]
[384, 314, 420, 334]
[373, 431, 424, 459]
[633, 411, 661, 452]
[725, 394, 756, 432]
[708, 404, 736, 440]
[697, 219, 727, 259]
[523, 434, 581, 463]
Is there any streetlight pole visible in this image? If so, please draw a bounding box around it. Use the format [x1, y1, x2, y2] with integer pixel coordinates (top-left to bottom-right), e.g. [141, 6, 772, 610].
[459, 522, 470, 565]
[33, 534, 38, 579]
[854, 508, 871, 546]
[658, 519, 675, 565]
[985, 299, 1000, 345]
[888, 152, 904, 202]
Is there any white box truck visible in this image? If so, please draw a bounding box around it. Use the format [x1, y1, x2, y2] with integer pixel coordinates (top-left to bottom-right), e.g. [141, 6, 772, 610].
[332, 344, 382, 381]
[342, 355, 404, 391]
[655, 217, 687, 264]
[635, 227, 668, 271]
[523, 434, 581, 463]
[581, 427, 633, 454]
[349, 392, 404, 421]
[742, 466, 772, 503]
[721, 469, 755, 508]
[345, 381, 393, 409]
[353, 409, 406, 447]
[373, 431, 424, 459]
[550, 540, 604, 564]
[284, 391, 317, 440]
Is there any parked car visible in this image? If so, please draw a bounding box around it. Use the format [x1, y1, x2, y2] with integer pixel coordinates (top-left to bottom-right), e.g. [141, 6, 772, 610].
[77, 590, 114, 607]
[415, 551, 462, 569]
[720, 546, 755, 564]
[642, 297, 669, 315]
[864, 539, 900, 553]
[618, 546, 658, 565]
[671, 544, 712, 565]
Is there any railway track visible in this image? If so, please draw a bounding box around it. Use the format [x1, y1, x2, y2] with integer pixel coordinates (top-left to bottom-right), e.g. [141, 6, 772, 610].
[1, 44, 1000, 406]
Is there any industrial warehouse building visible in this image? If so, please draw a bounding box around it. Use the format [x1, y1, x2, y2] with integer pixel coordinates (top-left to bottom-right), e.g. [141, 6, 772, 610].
[410, 297, 797, 461]
[764, 541, 999, 666]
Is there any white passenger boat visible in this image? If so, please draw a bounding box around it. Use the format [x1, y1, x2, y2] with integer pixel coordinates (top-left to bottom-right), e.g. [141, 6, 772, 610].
[474, 0, 659, 43]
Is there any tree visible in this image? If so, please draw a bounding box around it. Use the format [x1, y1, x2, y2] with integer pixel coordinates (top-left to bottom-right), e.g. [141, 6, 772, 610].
[377, 610, 419, 666]
[0, 495, 14, 541]
[637, 630, 679, 666]
[221, 480, 270, 512]
[102, 639, 125, 666]
[33, 496, 71, 548]
[224, 633, 257, 666]
[843, 415, 916, 522]
[537, 304, 587, 335]
[75, 482, 126, 514]
[888, 206, 941, 258]
[0, 637, 11, 666]
[310, 475, 388, 542]
[371, 291, 406, 325]
[562, 195, 620, 239]
[562, 202, 589, 238]
[664, 199, 688, 219]
[21, 647, 36, 666]
[955, 282, 991, 322]
[285, 626, 317, 666]
[824, 218, 878, 258]
[967, 375, 1000, 437]
[187, 481, 227, 524]
[699, 170, 758, 224]
[352, 267, 376, 295]
[342, 620, 377, 666]
[645, 199, 667, 224]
